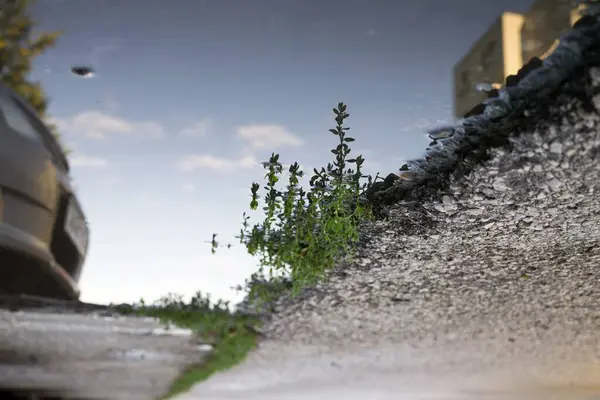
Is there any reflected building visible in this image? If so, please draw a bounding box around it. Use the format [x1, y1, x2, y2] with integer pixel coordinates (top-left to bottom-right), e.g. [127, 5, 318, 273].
[522, 0, 586, 61]
[453, 12, 524, 119]
[453, 0, 587, 119]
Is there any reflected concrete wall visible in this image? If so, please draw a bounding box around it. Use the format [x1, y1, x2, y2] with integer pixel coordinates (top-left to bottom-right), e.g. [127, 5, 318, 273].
[522, 1, 586, 61]
[452, 1, 587, 119]
[453, 12, 524, 119]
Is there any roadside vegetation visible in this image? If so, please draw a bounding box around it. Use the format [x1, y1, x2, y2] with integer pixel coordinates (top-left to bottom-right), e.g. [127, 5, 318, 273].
[116, 104, 381, 397]
[9, 1, 382, 395]
[211, 102, 378, 305]
[116, 292, 262, 398]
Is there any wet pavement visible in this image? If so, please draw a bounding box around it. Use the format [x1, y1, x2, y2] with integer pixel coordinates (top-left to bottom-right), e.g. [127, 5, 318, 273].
[0, 300, 211, 400]
[174, 339, 600, 400]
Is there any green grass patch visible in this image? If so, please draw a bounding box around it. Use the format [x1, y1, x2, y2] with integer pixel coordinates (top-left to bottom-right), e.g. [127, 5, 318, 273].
[114, 292, 262, 399]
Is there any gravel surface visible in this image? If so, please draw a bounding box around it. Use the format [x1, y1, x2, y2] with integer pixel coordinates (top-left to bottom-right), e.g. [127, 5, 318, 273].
[177, 9, 600, 400]
[264, 87, 600, 350]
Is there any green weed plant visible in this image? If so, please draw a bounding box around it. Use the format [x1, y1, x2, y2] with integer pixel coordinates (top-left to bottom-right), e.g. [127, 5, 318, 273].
[212, 103, 380, 305]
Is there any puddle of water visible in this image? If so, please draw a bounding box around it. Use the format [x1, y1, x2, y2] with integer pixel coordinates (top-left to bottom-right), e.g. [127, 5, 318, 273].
[173, 341, 600, 400]
[9, 312, 194, 337]
[111, 348, 180, 362]
[197, 344, 213, 352]
[150, 323, 194, 337]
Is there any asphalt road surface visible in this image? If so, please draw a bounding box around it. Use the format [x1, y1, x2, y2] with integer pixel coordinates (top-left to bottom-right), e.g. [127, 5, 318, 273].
[0, 297, 211, 400]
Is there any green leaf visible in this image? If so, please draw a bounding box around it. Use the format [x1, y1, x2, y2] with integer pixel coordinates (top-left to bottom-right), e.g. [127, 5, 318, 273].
[343, 137, 355, 142]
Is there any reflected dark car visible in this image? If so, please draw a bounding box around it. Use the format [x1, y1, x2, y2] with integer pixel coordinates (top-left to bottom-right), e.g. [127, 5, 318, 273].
[0, 81, 89, 300]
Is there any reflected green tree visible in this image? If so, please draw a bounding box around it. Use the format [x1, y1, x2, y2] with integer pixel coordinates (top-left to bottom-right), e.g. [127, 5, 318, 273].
[0, 0, 64, 145]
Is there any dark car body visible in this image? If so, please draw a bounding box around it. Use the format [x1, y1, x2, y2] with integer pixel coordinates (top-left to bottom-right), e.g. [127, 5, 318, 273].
[0, 81, 89, 300]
